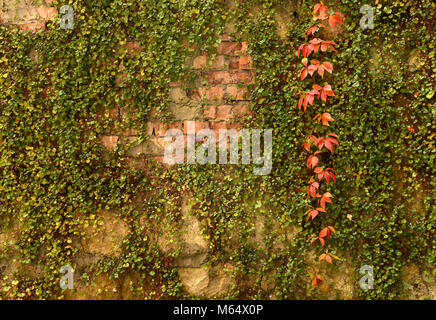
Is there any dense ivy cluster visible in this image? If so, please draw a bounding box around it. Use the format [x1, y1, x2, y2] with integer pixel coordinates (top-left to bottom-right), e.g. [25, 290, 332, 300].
[236, 0, 435, 299]
[0, 0, 434, 299]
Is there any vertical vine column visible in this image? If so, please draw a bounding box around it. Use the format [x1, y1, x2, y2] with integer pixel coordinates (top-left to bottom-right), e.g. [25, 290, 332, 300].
[296, 1, 344, 289]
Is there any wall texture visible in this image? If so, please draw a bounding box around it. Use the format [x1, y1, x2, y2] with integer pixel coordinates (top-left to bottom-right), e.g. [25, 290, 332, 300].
[0, 0, 434, 300]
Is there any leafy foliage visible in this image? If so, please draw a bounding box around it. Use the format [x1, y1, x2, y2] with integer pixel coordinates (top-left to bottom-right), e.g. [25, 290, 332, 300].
[0, 0, 434, 300]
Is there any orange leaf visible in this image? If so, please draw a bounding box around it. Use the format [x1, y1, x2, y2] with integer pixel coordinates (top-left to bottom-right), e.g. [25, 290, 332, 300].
[312, 274, 323, 287]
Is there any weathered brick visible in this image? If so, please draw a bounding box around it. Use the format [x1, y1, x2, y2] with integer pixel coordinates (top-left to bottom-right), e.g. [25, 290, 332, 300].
[183, 121, 210, 134]
[211, 121, 228, 134]
[232, 104, 252, 117]
[36, 7, 57, 20]
[210, 122, 233, 145]
[206, 71, 253, 85]
[209, 55, 227, 69]
[190, 87, 224, 102]
[206, 71, 233, 85]
[216, 105, 233, 120]
[193, 56, 207, 69]
[194, 55, 227, 70]
[233, 70, 254, 84]
[229, 57, 239, 69]
[217, 41, 242, 55]
[147, 122, 182, 137]
[236, 42, 249, 55]
[205, 87, 224, 101]
[20, 23, 46, 32]
[204, 106, 216, 119]
[147, 122, 161, 136]
[230, 56, 253, 69]
[239, 56, 253, 69]
[226, 86, 248, 101]
[228, 122, 243, 130]
[101, 136, 118, 152]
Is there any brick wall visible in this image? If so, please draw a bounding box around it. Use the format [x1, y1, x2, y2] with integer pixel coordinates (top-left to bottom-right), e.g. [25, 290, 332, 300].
[102, 37, 254, 168]
[0, 0, 56, 31]
[2, 1, 255, 169]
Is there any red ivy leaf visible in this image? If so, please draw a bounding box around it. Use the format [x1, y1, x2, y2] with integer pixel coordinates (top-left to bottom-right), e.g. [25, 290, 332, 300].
[312, 274, 323, 287]
[329, 12, 344, 29]
[314, 112, 334, 126]
[319, 192, 333, 208]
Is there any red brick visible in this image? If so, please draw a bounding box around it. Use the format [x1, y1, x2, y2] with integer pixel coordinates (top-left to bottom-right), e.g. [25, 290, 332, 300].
[206, 71, 233, 84]
[101, 136, 118, 152]
[188, 89, 202, 101]
[166, 122, 183, 132]
[147, 122, 160, 136]
[211, 121, 228, 130]
[228, 122, 243, 130]
[229, 57, 239, 69]
[232, 104, 252, 117]
[190, 87, 224, 102]
[206, 71, 253, 85]
[239, 56, 253, 69]
[217, 42, 242, 55]
[236, 42, 249, 55]
[20, 23, 46, 32]
[216, 105, 233, 120]
[209, 55, 227, 69]
[147, 122, 182, 137]
[206, 87, 224, 101]
[233, 70, 254, 84]
[211, 121, 228, 137]
[36, 7, 57, 20]
[193, 56, 207, 69]
[194, 55, 227, 70]
[204, 106, 216, 119]
[226, 86, 248, 101]
[183, 121, 210, 134]
[230, 56, 253, 69]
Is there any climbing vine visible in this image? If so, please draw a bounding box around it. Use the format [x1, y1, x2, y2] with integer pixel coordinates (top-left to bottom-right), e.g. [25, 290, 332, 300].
[0, 0, 434, 300]
[296, 1, 343, 290]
